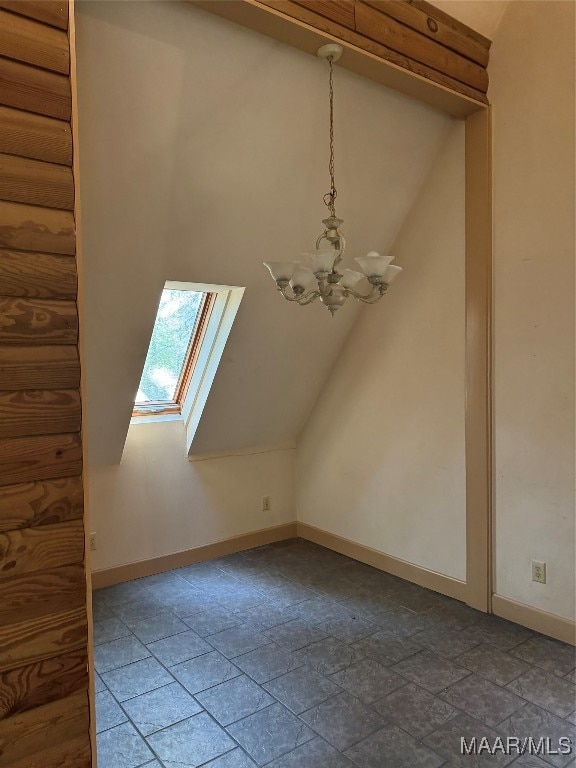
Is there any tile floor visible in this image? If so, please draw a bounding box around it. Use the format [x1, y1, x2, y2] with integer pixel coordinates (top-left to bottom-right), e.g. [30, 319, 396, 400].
[93, 538, 576, 768]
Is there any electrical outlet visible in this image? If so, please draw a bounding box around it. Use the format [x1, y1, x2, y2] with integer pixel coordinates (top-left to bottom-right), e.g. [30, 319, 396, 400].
[90, 533, 97, 552]
[532, 560, 546, 584]
[262, 496, 271, 512]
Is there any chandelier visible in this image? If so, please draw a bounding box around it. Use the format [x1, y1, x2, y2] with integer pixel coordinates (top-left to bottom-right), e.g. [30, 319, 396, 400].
[263, 43, 402, 316]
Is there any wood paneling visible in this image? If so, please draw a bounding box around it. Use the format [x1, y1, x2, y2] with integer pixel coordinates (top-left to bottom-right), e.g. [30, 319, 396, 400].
[0, 433, 82, 486]
[0, 106, 72, 165]
[0, 248, 76, 299]
[0, 564, 85, 612]
[0, 650, 87, 720]
[292, 0, 354, 28]
[7, 734, 91, 768]
[0, 520, 84, 579]
[0, 153, 74, 210]
[355, 2, 487, 91]
[0, 477, 83, 532]
[0, 346, 80, 390]
[365, 0, 490, 66]
[0, 297, 78, 345]
[0, 201, 75, 255]
[0, 9, 69, 74]
[0, 1, 68, 31]
[0, 389, 81, 438]
[0, 690, 88, 765]
[0, 56, 71, 120]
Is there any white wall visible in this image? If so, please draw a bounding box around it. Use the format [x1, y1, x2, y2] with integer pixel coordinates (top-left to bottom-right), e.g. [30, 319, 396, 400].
[89, 421, 294, 572]
[491, 1, 575, 620]
[296, 122, 466, 581]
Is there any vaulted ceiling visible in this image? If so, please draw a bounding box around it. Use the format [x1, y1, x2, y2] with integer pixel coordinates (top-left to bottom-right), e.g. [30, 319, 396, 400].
[76, 0, 454, 465]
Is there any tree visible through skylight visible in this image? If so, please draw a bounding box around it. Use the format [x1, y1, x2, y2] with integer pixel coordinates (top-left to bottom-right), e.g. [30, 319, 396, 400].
[136, 288, 203, 404]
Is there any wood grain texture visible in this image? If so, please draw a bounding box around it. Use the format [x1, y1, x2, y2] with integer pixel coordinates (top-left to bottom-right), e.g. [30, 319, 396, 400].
[0, 690, 88, 763]
[0, 200, 75, 255]
[0, 389, 81, 438]
[0, 56, 71, 120]
[0, 153, 74, 210]
[0, 1, 68, 31]
[251, 0, 488, 103]
[0, 297, 77, 345]
[408, 0, 491, 48]
[355, 2, 487, 91]
[0, 477, 83, 532]
[364, 0, 489, 66]
[0, 9, 69, 74]
[0, 564, 85, 612]
[0, 346, 79, 390]
[0, 433, 82, 486]
[5, 733, 91, 768]
[0, 650, 87, 720]
[0, 520, 84, 579]
[292, 0, 354, 28]
[0, 248, 76, 299]
[0, 106, 72, 165]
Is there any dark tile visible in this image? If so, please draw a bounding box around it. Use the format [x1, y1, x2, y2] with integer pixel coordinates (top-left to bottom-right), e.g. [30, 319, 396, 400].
[267, 737, 354, 767]
[566, 669, 576, 684]
[94, 617, 131, 646]
[102, 657, 174, 702]
[227, 701, 315, 765]
[506, 667, 576, 718]
[291, 597, 352, 624]
[388, 583, 447, 613]
[131, 613, 189, 644]
[300, 691, 386, 751]
[497, 703, 576, 768]
[93, 601, 116, 622]
[96, 689, 128, 733]
[370, 606, 439, 637]
[94, 635, 150, 674]
[265, 582, 320, 608]
[208, 625, 270, 658]
[567, 710, 576, 725]
[308, 575, 368, 601]
[135, 570, 185, 589]
[352, 630, 422, 666]
[183, 607, 244, 637]
[339, 593, 398, 620]
[345, 724, 445, 768]
[121, 681, 202, 736]
[263, 664, 341, 713]
[96, 721, 155, 768]
[163, 591, 215, 618]
[319, 613, 379, 644]
[330, 658, 406, 703]
[215, 590, 268, 613]
[391, 650, 471, 693]
[512, 758, 563, 768]
[234, 602, 295, 631]
[265, 619, 329, 651]
[111, 600, 169, 628]
[195, 674, 274, 725]
[147, 711, 236, 767]
[457, 644, 532, 686]
[171, 650, 242, 694]
[203, 749, 258, 767]
[460, 616, 533, 651]
[97, 582, 150, 607]
[373, 683, 457, 738]
[412, 625, 481, 659]
[511, 636, 576, 677]
[424, 713, 516, 767]
[177, 562, 232, 583]
[425, 598, 483, 631]
[234, 642, 303, 683]
[297, 636, 364, 675]
[145, 581, 200, 604]
[147, 630, 211, 667]
[440, 673, 525, 726]
[95, 671, 106, 693]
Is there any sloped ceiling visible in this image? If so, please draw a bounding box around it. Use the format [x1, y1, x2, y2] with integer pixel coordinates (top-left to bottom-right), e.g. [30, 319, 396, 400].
[76, 0, 453, 465]
[428, 0, 509, 40]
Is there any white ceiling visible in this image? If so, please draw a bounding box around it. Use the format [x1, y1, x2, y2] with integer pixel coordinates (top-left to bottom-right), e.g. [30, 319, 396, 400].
[76, 0, 453, 464]
[428, 0, 509, 40]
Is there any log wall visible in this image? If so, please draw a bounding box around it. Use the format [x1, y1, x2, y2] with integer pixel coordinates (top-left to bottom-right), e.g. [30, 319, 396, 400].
[0, 1, 92, 765]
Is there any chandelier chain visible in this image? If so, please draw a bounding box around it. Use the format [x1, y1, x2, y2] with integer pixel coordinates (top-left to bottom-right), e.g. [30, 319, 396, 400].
[323, 56, 337, 218]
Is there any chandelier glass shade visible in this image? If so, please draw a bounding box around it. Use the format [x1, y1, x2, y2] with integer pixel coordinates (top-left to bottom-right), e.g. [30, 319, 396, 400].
[263, 43, 402, 316]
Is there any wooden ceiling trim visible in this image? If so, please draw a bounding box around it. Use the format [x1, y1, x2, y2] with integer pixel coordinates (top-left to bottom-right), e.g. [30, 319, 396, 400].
[0, 1, 69, 31]
[0, 106, 72, 166]
[0, 346, 80, 391]
[191, 0, 488, 116]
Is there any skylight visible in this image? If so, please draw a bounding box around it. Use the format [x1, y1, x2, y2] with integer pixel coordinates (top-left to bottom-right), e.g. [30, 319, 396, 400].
[135, 288, 206, 408]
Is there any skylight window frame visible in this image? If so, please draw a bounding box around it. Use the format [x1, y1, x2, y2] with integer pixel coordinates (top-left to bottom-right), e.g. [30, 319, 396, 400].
[132, 289, 215, 419]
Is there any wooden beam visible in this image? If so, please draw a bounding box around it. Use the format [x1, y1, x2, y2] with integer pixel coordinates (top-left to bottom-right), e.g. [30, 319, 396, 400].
[0, 297, 78, 346]
[0, 433, 82, 486]
[0, 520, 84, 579]
[0, 477, 83, 532]
[409, 0, 491, 49]
[292, 0, 354, 29]
[0, 201, 75, 255]
[0, 248, 77, 299]
[0, 57, 71, 120]
[0, 9, 69, 75]
[0, 346, 80, 390]
[0, 106, 72, 166]
[0, 1, 68, 31]
[0, 564, 85, 611]
[0, 153, 74, 210]
[0, 389, 81, 438]
[6, 734, 91, 768]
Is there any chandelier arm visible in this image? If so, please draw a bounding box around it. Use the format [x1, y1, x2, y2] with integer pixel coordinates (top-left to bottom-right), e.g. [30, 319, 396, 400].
[278, 285, 321, 304]
[347, 285, 388, 304]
